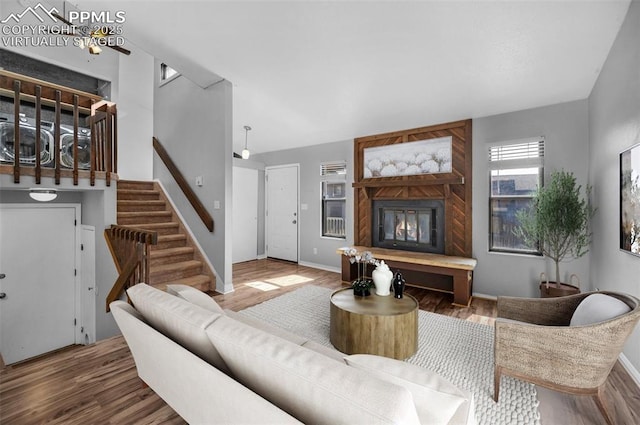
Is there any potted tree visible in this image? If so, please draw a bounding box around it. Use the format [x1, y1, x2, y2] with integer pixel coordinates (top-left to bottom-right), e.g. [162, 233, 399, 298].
[514, 170, 595, 297]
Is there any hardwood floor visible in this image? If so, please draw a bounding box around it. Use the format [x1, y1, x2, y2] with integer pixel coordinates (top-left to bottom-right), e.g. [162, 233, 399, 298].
[1, 259, 638, 424]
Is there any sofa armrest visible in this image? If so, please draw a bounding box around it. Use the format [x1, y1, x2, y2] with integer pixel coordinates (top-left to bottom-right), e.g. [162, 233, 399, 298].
[111, 301, 301, 425]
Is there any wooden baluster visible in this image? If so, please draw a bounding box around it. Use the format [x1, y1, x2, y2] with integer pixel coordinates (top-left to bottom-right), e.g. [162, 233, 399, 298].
[35, 85, 42, 184]
[90, 100, 96, 186]
[105, 105, 112, 187]
[73, 95, 79, 185]
[54, 90, 61, 185]
[111, 104, 118, 175]
[13, 80, 20, 183]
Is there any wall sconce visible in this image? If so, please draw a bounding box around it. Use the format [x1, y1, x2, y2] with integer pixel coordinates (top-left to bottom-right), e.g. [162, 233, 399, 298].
[242, 125, 251, 159]
[29, 189, 57, 202]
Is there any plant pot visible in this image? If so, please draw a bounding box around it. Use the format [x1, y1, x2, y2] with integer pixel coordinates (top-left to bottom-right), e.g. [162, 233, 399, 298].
[539, 282, 580, 298]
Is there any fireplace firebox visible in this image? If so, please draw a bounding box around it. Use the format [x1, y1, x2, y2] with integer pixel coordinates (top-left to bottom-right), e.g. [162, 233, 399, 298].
[372, 200, 445, 254]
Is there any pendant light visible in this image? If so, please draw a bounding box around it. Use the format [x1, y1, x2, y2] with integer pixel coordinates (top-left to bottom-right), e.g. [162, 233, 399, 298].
[241, 125, 251, 159]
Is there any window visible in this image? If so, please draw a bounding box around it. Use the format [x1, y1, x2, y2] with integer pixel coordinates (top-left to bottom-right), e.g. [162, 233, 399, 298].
[160, 63, 180, 84]
[489, 138, 544, 254]
[321, 161, 347, 239]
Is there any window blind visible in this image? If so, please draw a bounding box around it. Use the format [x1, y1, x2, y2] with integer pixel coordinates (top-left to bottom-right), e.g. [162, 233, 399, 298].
[320, 161, 347, 176]
[488, 138, 544, 170]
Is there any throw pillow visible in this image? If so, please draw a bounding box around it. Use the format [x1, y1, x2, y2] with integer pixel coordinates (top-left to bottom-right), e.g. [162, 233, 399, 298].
[127, 283, 229, 373]
[344, 354, 466, 425]
[570, 293, 632, 326]
[165, 283, 224, 314]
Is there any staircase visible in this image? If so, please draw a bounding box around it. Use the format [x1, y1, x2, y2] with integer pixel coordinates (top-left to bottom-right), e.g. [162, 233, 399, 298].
[117, 180, 215, 292]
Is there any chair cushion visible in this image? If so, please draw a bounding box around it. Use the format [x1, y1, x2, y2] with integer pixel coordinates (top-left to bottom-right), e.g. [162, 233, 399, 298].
[570, 293, 632, 326]
[165, 283, 224, 314]
[206, 315, 421, 425]
[127, 283, 229, 373]
[344, 354, 467, 425]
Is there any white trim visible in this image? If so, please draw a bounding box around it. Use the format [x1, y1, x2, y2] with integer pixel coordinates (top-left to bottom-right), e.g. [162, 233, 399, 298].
[298, 261, 341, 274]
[472, 292, 498, 301]
[154, 180, 228, 293]
[257, 253, 267, 260]
[619, 353, 640, 390]
[487, 136, 545, 148]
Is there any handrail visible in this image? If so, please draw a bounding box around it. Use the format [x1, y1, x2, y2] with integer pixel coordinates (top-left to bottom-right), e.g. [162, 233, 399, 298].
[104, 225, 158, 312]
[153, 137, 214, 232]
[0, 70, 117, 186]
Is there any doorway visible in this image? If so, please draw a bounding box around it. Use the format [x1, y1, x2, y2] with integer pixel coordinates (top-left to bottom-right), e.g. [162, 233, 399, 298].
[0, 204, 81, 364]
[233, 166, 259, 263]
[265, 164, 299, 262]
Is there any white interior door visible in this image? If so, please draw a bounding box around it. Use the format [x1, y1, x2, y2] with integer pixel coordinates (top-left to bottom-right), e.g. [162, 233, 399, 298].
[233, 166, 259, 263]
[266, 165, 299, 262]
[0, 205, 78, 364]
[81, 225, 96, 345]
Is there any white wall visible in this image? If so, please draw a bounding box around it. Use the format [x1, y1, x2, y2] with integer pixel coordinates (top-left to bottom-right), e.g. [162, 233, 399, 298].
[588, 0, 640, 373]
[153, 66, 233, 292]
[472, 100, 590, 298]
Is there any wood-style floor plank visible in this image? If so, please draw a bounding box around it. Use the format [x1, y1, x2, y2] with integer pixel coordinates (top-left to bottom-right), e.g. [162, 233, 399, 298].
[1, 259, 638, 424]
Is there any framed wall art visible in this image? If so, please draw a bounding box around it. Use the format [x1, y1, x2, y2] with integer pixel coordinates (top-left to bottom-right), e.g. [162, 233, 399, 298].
[620, 142, 640, 256]
[363, 136, 452, 178]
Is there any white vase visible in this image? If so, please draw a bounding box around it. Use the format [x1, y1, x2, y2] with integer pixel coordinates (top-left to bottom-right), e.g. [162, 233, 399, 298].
[372, 261, 393, 296]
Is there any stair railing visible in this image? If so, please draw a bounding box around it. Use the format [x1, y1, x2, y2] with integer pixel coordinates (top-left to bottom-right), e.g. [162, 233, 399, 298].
[0, 69, 116, 186]
[104, 225, 158, 312]
[153, 137, 214, 232]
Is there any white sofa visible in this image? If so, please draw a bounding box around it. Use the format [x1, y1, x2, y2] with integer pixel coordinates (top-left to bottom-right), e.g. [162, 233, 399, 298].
[110, 283, 476, 425]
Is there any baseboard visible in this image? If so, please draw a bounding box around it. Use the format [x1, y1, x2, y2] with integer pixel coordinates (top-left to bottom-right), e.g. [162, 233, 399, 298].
[472, 292, 497, 301]
[154, 179, 225, 292]
[619, 353, 640, 389]
[257, 253, 267, 260]
[298, 261, 341, 274]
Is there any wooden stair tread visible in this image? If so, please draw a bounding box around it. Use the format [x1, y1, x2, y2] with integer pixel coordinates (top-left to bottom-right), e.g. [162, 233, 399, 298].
[157, 234, 186, 241]
[123, 222, 179, 230]
[149, 247, 194, 258]
[118, 211, 172, 217]
[118, 189, 160, 195]
[166, 274, 211, 288]
[150, 260, 202, 274]
[118, 200, 166, 206]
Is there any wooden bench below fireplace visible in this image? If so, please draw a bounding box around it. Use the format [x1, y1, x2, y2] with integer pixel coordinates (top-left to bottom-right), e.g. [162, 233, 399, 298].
[338, 246, 477, 307]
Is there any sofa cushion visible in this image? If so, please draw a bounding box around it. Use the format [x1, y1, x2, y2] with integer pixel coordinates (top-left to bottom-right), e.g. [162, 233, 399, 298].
[206, 315, 421, 425]
[344, 354, 468, 425]
[166, 283, 224, 314]
[127, 283, 228, 373]
[570, 293, 632, 326]
[224, 309, 309, 346]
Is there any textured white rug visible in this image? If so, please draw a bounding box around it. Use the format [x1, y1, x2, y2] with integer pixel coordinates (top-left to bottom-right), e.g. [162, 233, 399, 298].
[239, 285, 541, 425]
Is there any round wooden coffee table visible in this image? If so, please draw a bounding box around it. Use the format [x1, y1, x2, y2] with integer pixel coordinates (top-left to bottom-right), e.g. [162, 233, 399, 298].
[329, 288, 418, 360]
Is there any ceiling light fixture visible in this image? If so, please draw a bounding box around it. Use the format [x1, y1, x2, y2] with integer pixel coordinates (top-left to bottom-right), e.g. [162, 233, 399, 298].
[29, 188, 57, 202]
[242, 125, 252, 159]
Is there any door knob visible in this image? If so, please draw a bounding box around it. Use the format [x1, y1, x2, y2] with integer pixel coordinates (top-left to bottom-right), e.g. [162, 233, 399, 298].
[292, 220, 297, 224]
[0, 273, 5, 279]
[0, 293, 6, 299]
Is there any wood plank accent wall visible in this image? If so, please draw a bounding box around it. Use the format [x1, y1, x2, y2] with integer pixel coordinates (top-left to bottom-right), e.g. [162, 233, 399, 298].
[353, 119, 473, 257]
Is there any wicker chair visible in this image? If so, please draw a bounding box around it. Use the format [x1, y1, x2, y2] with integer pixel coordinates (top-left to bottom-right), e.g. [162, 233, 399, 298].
[493, 291, 640, 425]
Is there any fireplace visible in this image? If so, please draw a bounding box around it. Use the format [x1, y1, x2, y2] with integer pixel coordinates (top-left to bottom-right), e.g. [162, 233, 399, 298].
[372, 199, 445, 254]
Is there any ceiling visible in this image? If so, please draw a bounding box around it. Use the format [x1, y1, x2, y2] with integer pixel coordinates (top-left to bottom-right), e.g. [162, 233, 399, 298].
[77, 1, 630, 156]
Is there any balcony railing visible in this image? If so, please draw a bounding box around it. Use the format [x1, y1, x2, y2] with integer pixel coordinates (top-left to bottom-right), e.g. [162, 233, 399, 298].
[0, 69, 117, 186]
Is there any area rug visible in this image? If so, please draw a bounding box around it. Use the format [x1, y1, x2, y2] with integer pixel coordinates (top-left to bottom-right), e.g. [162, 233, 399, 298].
[239, 285, 541, 425]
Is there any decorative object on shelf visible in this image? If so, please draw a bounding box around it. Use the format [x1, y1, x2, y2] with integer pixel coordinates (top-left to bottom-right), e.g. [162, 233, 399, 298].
[342, 247, 379, 297]
[372, 260, 392, 296]
[514, 170, 595, 297]
[620, 142, 640, 257]
[393, 271, 406, 299]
